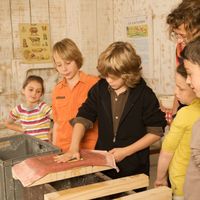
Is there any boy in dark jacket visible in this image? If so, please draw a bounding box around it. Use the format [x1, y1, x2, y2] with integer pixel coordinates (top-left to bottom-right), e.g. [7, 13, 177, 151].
[55, 41, 167, 178]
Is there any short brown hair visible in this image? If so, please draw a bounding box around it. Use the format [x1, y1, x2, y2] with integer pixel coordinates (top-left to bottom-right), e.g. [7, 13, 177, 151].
[181, 36, 200, 66]
[22, 75, 45, 95]
[53, 38, 83, 68]
[97, 41, 142, 88]
[167, 0, 200, 41]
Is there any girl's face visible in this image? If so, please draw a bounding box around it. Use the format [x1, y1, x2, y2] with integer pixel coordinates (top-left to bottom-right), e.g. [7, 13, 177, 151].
[105, 74, 127, 95]
[53, 52, 79, 81]
[175, 73, 196, 105]
[22, 81, 43, 106]
[184, 59, 200, 98]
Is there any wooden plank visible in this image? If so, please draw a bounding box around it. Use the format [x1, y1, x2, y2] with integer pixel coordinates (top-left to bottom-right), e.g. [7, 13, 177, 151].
[30, 0, 49, 23]
[114, 186, 172, 200]
[28, 165, 111, 187]
[49, 0, 67, 44]
[79, 0, 98, 74]
[65, 0, 81, 45]
[96, 0, 114, 59]
[0, 0, 13, 60]
[10, 0, 30, 59]
[44, 174, 149, 200]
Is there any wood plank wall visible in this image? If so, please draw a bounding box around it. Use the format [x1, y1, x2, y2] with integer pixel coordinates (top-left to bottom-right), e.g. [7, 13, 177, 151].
[0, 0, 181, 128]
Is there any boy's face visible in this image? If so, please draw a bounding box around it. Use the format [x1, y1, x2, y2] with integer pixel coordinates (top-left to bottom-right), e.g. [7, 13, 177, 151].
[184, 59, 200, 97]
[175, 73, 196, 105]
[53, 52, 79, 81]
[105, 74, 127, 94]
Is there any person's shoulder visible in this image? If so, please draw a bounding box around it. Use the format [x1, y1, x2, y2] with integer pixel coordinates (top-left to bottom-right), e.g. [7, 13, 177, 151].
[11, 104, 21, 111]
[82, 72, 99, 84]
[136, 78, 155, 96]
[39, 101, 49, 106]
[52, 79, 64, 95]
[176, 102, 200, 121]
[88, 78, 107, 93]
[54, 79, 63, 87]
[181, 99, 200, 114]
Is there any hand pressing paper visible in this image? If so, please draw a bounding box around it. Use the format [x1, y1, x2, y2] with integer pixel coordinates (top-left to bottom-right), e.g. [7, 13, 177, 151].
[12, 149, 119, 187]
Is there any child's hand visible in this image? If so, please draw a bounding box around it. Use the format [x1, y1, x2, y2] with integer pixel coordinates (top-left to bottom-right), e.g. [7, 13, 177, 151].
[54, 150, 81, 163]
[154, 177, 168, 187]
[109, 147, 127, 162]
[165, 111, 173, 125]
[159, 104, 173, 125]
[0, 119, 7, 129]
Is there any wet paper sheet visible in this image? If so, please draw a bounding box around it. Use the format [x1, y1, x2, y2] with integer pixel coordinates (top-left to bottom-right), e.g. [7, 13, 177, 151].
[12, 150, 118, 187]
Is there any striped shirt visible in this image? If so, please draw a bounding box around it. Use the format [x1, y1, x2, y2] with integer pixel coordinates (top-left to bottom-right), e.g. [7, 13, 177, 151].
[9, 101, 52, 141]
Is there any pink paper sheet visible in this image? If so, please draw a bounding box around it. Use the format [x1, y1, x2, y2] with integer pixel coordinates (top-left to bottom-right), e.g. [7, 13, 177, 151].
[12, 150, 118, 187]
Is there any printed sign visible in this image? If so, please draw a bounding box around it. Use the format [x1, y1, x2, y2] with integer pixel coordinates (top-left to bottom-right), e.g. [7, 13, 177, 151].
[19, 23, 51, 63]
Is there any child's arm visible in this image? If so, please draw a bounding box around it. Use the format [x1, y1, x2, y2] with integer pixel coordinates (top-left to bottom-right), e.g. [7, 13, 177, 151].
[109, 133, 160, 162]
[54, 122, 86, 163]
[4, 119, 24, 133]
[154, 150, 173, 187]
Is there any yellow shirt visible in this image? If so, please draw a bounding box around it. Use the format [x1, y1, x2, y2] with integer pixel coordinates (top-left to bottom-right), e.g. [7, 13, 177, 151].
[162, 98, 200, 196]
[52, 71, 99, 152]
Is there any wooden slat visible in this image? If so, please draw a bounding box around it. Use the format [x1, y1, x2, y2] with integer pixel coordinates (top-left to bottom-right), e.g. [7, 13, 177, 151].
[44, 174, 149, 200]
[30, 0, 49, 23]
[65, 0, 81, 45]
[49, 0, 67, 44]
[28, 165, 111, 187]
[10, 0, 30, 59]
[0, 0, 13, 60]
[96, 0, 114, 64]
[79, 0, 98, 74]
[114, 186, 172, 200]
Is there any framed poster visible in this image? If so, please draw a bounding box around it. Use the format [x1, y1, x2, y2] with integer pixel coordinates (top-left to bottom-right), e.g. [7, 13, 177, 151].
[125, 12, 154, 79]
[19, 23, 51, 63]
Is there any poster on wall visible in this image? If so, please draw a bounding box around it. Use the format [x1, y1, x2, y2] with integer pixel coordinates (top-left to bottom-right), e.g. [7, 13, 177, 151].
[125, 13, 154, 79]
[19, 23, 51, 63]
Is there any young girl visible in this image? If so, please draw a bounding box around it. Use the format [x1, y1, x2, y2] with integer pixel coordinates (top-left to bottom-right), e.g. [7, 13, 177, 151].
[3, 75, 52, 141]
[55, 41, 166, 180]
[154, 63, 200, 200]
[181, 36, 200, 200]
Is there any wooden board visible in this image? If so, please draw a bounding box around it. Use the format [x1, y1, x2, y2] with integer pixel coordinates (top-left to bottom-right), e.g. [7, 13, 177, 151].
[27, 165, 111, 187]
[114, 186, 172, 200]
[44, 174, 149, 200]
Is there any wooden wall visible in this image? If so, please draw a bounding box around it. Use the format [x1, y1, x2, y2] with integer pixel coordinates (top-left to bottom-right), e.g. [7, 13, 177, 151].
[0, 0, 181, 128]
